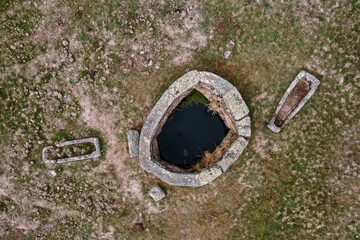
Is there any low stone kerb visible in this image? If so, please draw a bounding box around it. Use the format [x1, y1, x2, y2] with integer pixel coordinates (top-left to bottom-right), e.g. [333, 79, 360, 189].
[139, 70, 250, 186]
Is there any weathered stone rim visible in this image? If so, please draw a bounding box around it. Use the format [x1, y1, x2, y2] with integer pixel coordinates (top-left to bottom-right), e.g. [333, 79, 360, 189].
[268, 70, 320, 133]
[139, 70, 250, 187]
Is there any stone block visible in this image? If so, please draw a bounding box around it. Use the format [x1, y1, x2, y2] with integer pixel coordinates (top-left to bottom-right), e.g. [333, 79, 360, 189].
[167, 70, 199, 99]
[217, 137, 248, 172]
[198, 71, 233, 96]
[148, 185, 165, 202]
[223, 87, 249, 121]
[127, 130, 140, 157]
[236, 116, 251, 137]
[196, 166, 223, 186]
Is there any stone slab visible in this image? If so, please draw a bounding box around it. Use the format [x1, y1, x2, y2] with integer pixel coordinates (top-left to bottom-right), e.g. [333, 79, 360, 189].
[167, 70, 199, 99]
[217, 136, 248, 172]
[223, 87, 249, 121]
[148, 185, 165, 201]
[140, 156, 202, 187]
[198, 71, 234, 96]
[224, 50, 231, 59]
[236, 116, 251, 138]
[127, 130, 140, 157]
[268, 70, 320, 133]
[196, 166, 223, 186]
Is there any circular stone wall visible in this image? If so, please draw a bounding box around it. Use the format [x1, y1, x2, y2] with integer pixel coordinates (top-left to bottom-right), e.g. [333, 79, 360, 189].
[139, 70, 251, 187]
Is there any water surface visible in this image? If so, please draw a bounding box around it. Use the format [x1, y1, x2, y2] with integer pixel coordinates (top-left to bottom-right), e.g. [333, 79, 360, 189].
[157, 91, 228, 168]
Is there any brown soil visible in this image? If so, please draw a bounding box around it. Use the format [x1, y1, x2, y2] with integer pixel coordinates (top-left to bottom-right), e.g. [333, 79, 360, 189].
[274, 79, 310, 127]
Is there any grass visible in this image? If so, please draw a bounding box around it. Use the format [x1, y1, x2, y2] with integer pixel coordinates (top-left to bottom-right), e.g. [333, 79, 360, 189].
[207, 100, 225, 115]
[200, 151, 215, 168]
[45, 142, 95, 160]
[195, 141, 229, 171]
[0, 0, 358, 239]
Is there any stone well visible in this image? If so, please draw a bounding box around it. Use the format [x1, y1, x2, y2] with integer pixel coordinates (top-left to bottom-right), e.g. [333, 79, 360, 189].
[139, 70, 250, 187]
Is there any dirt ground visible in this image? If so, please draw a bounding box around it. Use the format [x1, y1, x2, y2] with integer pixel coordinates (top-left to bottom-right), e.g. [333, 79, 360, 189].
[0, 0, 359, 239]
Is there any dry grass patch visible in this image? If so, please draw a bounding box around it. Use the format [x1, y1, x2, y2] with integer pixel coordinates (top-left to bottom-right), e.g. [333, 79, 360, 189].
[207, 100, 224, 115]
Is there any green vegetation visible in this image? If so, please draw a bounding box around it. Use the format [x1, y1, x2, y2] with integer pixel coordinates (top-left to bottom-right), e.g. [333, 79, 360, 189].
[180, 90, 209, 108]
[0, 0, 358, 239]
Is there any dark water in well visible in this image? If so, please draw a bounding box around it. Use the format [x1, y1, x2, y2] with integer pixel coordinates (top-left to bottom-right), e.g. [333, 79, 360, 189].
[157, 92, 228, 168]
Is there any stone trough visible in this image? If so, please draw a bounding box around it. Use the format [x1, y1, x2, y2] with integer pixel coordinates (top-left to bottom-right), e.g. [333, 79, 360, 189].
[268, 70, 320, 133]
[139, 70, 251, 187]
[42, 137, 101, 164]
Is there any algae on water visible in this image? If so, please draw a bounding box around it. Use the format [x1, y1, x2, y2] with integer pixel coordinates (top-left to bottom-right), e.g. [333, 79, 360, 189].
[179, 90, 209, 109]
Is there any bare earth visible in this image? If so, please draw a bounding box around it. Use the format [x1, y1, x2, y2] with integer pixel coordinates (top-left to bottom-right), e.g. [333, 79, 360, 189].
[0, 0, 359, 239]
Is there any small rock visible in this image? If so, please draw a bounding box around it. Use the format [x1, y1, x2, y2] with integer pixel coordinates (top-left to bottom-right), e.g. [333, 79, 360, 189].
[62, 40, 69, 47]
[50, 171, 57, 177]
[224, 50, 231, 59]
[134, 223, 144, 232]
[127, 130, 139, 157]
[130, 96, 134, 103]
[148, 185, 165, 202]
[226, 40, 235, 49]
[234, 24, 242, 36]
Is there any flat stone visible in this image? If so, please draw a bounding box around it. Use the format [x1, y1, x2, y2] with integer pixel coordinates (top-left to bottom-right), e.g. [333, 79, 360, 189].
[198, 71, 233, 96]
[148, 185, 165, 202]
[217, 137, 248, 172]
[223, 87, 249, 121]
[141, 159, 202, 186]
[196, 166, 223, 186]
[42, 137, 101, 164]
[158, 172, 201, 187]
[268, 70, 320, 133]
[226, 40, 235, 49]
[224, 50, 231, 59]
[236, 116, 251, 137]
[49, 170, 57, 177]
[167, 70, 199, 99]
[127, 130, 140, 157]
[150, 167, 222, 187]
